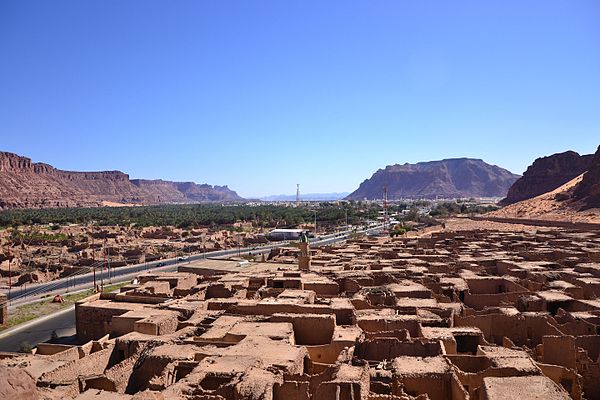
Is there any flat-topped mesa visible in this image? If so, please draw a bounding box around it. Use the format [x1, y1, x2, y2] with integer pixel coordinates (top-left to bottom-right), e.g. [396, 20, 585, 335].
[500, 150, 594, 205]
[0, 150, 244, 209]
[0, 151, 39, 172]
[0, 151, 130, 179]
[131, 179, 243, 202]
[346, 158, 520, 200]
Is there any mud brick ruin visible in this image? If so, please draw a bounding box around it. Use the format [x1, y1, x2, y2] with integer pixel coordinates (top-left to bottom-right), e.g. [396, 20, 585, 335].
[2, 226, 600, 399]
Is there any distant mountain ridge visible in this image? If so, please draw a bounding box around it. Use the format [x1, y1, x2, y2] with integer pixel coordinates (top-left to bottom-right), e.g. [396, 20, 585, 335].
[0, 151, 243, 209]
[346, 158, 519, 200]
[260, 192, 350, 201]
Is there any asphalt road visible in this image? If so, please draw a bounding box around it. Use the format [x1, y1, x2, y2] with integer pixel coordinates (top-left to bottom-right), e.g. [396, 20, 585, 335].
[2, 227, 375, 307]
[0, 307, 76, 352]
[0, 226, 382, 352]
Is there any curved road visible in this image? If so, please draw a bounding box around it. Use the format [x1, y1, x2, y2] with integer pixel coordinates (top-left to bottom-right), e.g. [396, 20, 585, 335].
[3, 227, 380, 307]
[0, 226, 382, 351]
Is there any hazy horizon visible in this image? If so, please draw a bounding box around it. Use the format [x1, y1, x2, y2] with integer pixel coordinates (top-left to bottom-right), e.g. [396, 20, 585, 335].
[2, 1, 599, 197]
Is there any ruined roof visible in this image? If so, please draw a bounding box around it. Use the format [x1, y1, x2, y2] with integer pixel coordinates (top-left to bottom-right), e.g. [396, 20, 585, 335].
[481, 376, 570, 400]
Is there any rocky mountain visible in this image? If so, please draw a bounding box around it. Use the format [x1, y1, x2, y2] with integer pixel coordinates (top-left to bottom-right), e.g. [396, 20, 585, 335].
[0, 151, 243, 209]
[490, 145, 600, 223]
[499, 151, 594, 205]
[573, 146, 600, 209]
[131, 179, 243, 203]
[346, 158, 519, 200]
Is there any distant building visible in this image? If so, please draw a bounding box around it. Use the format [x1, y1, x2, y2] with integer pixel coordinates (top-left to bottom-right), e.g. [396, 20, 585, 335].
[267, 229, 307, 241]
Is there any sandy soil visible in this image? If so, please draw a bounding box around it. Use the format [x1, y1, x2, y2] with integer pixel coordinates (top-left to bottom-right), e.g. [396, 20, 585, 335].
[441, 217, 549, 233]
[100, 201, 143, 207]
[488, 174, 600, 224]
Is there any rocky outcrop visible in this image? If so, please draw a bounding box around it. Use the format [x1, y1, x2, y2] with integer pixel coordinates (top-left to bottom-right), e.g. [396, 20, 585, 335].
[490, 145, 600, 222]
[131, 179, 243, 203]
[346, 158, 519, 200]
[573, 146, 600, 209]
[0, 151, 243, 209]
[500, 151, 594, 205]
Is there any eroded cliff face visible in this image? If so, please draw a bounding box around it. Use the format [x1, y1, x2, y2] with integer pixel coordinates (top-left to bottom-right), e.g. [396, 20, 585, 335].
[500, 151, 594, 206]
[490, 145, 600, 222]
[573, 146, 600, 209]
[0, 152, 243, 209]
[346, 158, 519, 200]
[130, 180, 243, 203]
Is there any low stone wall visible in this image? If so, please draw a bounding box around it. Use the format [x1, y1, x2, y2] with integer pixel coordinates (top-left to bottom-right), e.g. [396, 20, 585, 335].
[470, 216, 600, 231]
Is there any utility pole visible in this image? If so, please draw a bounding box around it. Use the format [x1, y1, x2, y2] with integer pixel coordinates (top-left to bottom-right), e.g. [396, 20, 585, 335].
[345, 208, 349, 231]
[383, 186, 389, 232]
[91, 224, 95, 263]
[92, 222, 96, 290]
[101, 238, 106, 289]
[7, 245, 11, 292]
[144, 245, 148, 271]
[313, 211, 317, 235]
[107, 242, 112, 283]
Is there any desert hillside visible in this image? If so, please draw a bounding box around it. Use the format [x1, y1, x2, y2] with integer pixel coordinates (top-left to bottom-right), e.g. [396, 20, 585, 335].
[0, 151, 243, 209]
[490, 145, 600, 223]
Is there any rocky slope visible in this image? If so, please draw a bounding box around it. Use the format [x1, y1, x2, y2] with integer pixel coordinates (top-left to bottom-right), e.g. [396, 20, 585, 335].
[499, 151, 594, 205]
[346, 158, 519, 200]
[0, 151, 243, 209]
[132, 179, 243, 203]
[573, 146, 600, 209]
[490, 145, 600, 222]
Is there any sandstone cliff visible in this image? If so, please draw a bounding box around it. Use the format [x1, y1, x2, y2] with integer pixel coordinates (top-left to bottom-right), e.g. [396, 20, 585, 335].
[573, 145, 600, 209]
[346, 158, 519, 200]
[131, 179, 242, 203]
[500, 151, 594, 205]
[0, 151, 243, 209]
[490, 145, 600, 223]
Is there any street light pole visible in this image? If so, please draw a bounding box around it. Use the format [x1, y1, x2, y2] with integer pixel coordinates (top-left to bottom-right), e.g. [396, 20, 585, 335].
[108, 244, 111, 283]
[7, 246, 11, 292]
[345, 208, 348, 231]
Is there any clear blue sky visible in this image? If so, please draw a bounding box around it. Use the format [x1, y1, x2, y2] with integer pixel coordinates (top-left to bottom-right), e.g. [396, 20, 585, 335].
[1, 1, 599, 198]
